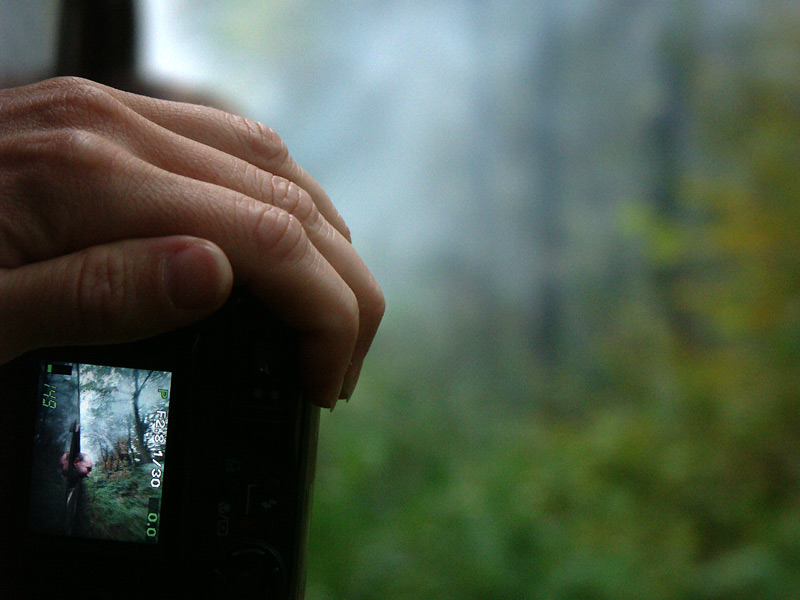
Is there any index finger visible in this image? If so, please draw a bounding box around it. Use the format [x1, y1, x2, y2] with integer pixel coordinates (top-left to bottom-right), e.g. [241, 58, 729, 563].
[95, 82, 353, 242]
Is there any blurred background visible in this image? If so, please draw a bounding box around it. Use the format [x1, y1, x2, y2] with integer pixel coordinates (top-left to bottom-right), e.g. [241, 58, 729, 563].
[3, 0, 800, 598]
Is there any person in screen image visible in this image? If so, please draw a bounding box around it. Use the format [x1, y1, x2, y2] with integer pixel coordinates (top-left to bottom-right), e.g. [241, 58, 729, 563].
[58, 421, 93, 536]
[61, 451, 93, 488]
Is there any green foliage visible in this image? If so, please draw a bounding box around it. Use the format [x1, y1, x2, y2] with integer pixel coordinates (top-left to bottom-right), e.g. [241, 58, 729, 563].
[83, 464, 154, 543]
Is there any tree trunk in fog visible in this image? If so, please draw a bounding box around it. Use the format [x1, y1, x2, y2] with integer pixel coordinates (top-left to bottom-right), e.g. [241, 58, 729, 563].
[650, 17, 701, 344]
[132, 370, 152, 464]
[530, 1, 566, 364]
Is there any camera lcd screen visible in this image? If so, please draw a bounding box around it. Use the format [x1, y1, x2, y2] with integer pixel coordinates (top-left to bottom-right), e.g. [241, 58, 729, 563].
[28, 362, 172, 544]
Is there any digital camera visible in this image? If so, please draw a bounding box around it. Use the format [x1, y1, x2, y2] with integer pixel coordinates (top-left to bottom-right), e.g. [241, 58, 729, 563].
[0, 290, 320, 599]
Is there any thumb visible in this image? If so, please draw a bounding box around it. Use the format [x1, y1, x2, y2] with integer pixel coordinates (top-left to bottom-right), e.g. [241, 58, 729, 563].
[0, 236, 233, 363]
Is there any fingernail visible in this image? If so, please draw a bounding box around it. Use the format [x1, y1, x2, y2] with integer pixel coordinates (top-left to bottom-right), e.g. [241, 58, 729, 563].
[164, 242, 232, 310]
[339, 360, 362, 401]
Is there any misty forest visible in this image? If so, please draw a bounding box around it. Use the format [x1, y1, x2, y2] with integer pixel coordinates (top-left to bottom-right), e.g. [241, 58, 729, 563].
[30, 364, 170, 543]
[79, 365, 170, 542]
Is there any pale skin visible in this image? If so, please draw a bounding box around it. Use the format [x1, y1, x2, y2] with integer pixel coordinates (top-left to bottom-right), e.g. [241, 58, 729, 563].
[60, 452, 93, 481]
[0, 76, 385, 409]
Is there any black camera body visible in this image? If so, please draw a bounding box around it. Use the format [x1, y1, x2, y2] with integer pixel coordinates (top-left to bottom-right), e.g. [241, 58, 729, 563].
[2, 291, 320, 599]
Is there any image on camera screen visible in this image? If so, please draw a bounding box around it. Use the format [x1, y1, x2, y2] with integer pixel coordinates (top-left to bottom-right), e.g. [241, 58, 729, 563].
[28, 362, 172, 544]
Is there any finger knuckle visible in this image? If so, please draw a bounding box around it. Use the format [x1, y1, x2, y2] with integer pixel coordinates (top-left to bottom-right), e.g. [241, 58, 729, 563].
[270, 177, 322, 229]
[249, 202, 308, 265]
[37, 75, 97, 92]
[72, 248, 129, 333]
[228, 112, 290, 165]
[9, 126, 117, 171]
[47, 127, 107, 159]
[45, 128, 130, 179]
[35, 77, 125, 126]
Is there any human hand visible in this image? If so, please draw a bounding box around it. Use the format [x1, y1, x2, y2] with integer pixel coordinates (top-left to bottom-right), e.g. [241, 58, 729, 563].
[0, 77, 384, 408]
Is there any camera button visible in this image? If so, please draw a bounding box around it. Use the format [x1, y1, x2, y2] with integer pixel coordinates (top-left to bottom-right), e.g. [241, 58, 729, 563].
[245, 477, 284, 519]
[223, 545, 285, 595]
